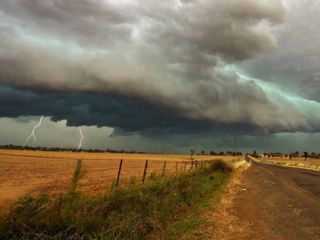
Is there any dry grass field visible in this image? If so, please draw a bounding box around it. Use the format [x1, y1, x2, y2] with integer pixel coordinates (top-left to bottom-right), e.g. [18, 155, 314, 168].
[259, 157, 320, 172]
[0, 149, 240, 213]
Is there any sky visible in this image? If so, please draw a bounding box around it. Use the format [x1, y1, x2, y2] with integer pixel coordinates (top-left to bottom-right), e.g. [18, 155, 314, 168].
[1, 0, 320, 153]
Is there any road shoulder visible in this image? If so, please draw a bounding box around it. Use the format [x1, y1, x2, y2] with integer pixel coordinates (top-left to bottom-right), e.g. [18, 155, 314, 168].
[195, 162, 257, 240]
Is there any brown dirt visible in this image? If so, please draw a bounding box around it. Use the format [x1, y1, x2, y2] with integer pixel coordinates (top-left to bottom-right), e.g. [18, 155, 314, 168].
[205, 162, 320, 240]
[198, 164, 256, 240]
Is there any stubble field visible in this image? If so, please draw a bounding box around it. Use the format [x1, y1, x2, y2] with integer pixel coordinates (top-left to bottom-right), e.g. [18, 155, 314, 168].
[259, 157, 320, 172]
[0, 149, 239, 213]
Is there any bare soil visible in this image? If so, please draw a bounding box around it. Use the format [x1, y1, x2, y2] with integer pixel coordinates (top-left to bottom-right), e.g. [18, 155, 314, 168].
[207, 162, 320, 240]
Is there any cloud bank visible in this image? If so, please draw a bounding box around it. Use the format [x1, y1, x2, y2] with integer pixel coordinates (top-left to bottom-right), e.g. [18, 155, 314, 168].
[1, 0, 320, 136]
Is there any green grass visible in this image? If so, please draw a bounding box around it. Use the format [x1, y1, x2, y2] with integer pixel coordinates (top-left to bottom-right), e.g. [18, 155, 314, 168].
[159, 175, 227, 240]
[0, 160, 232, 240]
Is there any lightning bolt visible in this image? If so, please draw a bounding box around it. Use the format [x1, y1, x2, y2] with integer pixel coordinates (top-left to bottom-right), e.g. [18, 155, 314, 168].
[77, 127, 84, 150]
[23, 116, 44, 147]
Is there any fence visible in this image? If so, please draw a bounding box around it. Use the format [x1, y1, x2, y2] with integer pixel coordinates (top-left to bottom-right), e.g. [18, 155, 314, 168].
[71, 158, 218, 191]
[0, 154, 223, 197]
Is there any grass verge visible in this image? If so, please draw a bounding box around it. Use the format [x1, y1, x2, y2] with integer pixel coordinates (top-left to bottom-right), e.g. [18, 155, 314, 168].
[0, 160, 232, 240]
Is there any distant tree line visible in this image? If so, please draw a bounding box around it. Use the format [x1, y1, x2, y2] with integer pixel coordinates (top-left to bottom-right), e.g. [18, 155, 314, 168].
[261, 151, 320, 160]
[198, 150, 243, 156]
[0, 145, 148, 154]
[1, 145, 246, 157]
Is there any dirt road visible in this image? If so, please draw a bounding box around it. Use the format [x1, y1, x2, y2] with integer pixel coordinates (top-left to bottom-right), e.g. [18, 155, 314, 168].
[232, 162, 320, 239]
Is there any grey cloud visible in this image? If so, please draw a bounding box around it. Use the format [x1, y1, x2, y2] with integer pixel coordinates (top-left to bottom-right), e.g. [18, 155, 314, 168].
[241, 0, 320, 102]
[2, 0, 318, 134]
[0, 0, 135, 48]
[217, 0, 285, 24]
[0, 0, 284, 59]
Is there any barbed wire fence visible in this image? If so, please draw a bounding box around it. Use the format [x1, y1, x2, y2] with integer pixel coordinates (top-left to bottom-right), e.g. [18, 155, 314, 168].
[69, 158, 219, 192]
[0, 156, 229, 196]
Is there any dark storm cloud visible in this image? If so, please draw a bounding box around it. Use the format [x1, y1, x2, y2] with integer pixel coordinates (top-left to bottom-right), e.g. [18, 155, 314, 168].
[0, 85, 268, 135]
[0, 85, 213, 134]
[2, 0, 320, 135]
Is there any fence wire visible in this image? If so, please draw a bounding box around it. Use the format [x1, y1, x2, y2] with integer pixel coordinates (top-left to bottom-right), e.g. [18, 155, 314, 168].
[0, 154, 224, 196]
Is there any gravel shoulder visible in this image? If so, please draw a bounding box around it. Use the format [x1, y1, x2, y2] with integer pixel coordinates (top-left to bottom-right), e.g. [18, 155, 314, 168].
[204, 161, 320, 240]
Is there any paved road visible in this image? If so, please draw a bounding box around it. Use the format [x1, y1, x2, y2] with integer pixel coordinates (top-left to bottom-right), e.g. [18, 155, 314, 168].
[233, 162, 320, 240]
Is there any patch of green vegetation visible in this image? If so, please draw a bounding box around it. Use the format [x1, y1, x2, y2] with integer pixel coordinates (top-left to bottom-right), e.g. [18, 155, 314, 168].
[158, 170, 227, 240]
[0, 160, 232, 240]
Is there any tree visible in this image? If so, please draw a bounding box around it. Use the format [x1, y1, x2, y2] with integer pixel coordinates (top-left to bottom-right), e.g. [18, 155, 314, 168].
[289, 153, 293, 160]
[252, 150, 258, 158]
[303, 151, 309, 160]
[190, 149, 195, 160]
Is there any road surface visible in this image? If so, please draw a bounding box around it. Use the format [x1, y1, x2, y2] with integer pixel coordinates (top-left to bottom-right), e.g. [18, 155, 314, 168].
[233, 162, 320, 239]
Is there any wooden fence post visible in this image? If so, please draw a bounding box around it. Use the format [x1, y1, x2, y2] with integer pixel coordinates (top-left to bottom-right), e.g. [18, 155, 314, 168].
[70, 159, 82, 193]
[191, 160, 194, 170]
[162, 161, 167, 177]
[175, 161, 178, 176]
[116, 159, 123, 187]
[184, 161, 187, 171]
[142, 160, 149, 183]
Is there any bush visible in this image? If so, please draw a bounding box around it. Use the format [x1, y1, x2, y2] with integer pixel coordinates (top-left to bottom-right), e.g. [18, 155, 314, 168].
[210, 159, 233, 172]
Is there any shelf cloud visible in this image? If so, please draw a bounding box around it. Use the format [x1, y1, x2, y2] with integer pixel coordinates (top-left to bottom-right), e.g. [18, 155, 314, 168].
[1, 0, 320, 140]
